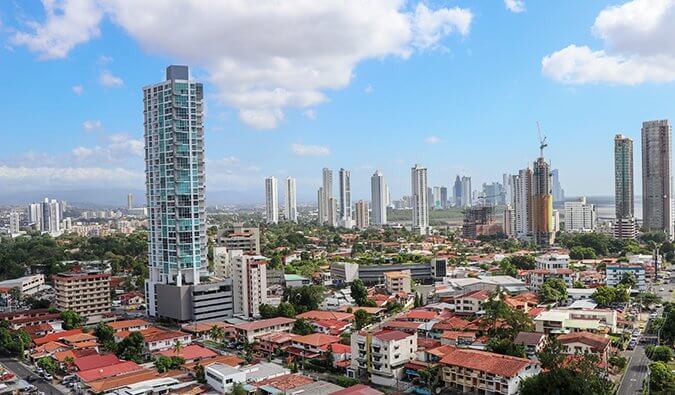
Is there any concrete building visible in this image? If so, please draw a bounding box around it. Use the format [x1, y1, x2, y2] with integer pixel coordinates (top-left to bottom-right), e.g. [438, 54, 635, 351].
[354, 200, 369, 230]
[233, 317, 296, 343]
[265, 176, 279, 224]
[0, 274, 45, 295]
[503, 204, 515, 237]
[371, 170, 388, 225]
[213, 247, 230, 278]
[614, 134, 637, 239]
[384, 270, 411, 294]
[431, 257, 448, 279]
[28, 203, 42, 229]
[605, 265, 646, 290]
[126, 193, 133, 210]
[551, 169, 565, 203]
[642, 120, 673, 236]
[320, 168, 333, 225]
[532, 157, 554, 246]
[35, 198, 61, 235]
[327, 197, 338, 227]
[231, 251, 268, 318]
[53, 271, 112, 325]
[440, 186, 448, 209]
[512, 168, 533, 241]
[285, 177, 297, 223]
[144, 65, 207, 320]
[339, 168, 353, 228]
[205, 362, 290, 394]
[461, 176, 472, 208]
[358, 263, 433, 284]
[8, 212, 20, 234]
[533, 308, 617, 334]
[564, 197, 596, 232]
[535, 254, 569, 270]
[217, 225, 260, 255]
[330, 262, 359, 284]
[432, 186, 442, 209]
[453, 176, 462, 207]
[350, 330, 418, 387]
[411, 164, 429, 235]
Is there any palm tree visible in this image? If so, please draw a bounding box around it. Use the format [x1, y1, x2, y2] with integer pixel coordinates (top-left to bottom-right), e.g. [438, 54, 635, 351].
[209, 325, 225, 344]
[173, 340, 184, 355]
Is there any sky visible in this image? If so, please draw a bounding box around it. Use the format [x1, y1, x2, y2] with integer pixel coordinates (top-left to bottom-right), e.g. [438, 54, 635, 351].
[2, 0, 675, 205]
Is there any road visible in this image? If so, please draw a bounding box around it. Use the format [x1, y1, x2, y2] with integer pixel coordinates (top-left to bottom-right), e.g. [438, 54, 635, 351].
[0, 358, 67, 395]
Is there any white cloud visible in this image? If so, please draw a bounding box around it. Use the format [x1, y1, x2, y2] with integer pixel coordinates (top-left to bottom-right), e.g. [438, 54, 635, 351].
[238, 109, 284, 129]
[98, 54, 113, 64]
[302, 109, 317, 120]
[424, 135, 443, 144]
[82, 119, 102, 132]
[71, 134, 143, 162]
[72, 146, 96, 158]
[542, 0, 675, 85]
[72, 85, 84, 95]
[290, 143, 330, 157]
[0, 165, 143, 192]
[10, 0, 104, 60]
[504, 0, 526, 13]
[410, 3, 472, 49]
[99, 70, 124, 87]
[364, 84, 375, 94]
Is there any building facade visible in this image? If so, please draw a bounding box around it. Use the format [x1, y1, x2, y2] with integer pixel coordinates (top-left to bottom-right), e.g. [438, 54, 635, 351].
[411, 164, 429, 235]
[563, 197, 596, 232]
[532, 157, 554, 246]
[355, 200, 369, 230]
[339, 168, 353, 228]
[54, 272, 112, 325]
[265, 176, 279, 224]
[614, 134, 637, 239]
[284, 177, 297, 223]
[642, 120, 673, 236]
[231, 251, 268, 318]
[371, 170, 388, 225]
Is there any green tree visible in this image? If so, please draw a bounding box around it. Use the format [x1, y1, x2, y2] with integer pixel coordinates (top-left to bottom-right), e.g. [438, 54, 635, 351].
[283, 285, 325, 313]
[37, 357, 58, 374]
[350, 279, 369, 306]
[116, 331, 145, 363]
[259, 304, 278, 319]
[154, 355, 185, 372]
[486, 337, 526, 358]
[276, 302, 297, 318]
[194, 364, 206, 383]
[498, 260, 517, 277]
[649, 361, 675, 394]
[209, 325, 226, 343]
[538, 277, 568, 304]
[536, 339, 565, 370]
[591, 286, 616, 307]
[521, 353, 612, 395]
[291, 319, 314, 335]
[506, 255, 536, 270]
[60, 310, 82, 330]
[619, 272, 637, 288]
[94, 322, 115, 343]
[228, 382, 247, 395]
[647, 345, 674, 362]
[354, 309, 372, 330]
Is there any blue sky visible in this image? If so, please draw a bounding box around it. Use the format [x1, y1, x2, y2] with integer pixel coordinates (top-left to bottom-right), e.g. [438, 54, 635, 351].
[2, 0, 675, 205]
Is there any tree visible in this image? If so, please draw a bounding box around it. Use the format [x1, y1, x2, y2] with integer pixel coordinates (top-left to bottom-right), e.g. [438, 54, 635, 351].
[0, 328, 31, 359]
[173, 340, 184, 355]
[154, 355, 185, 373]
[209, 325, 225, 343]
[116, 331, 145, 363]
[639, 292, 663, 306]
[538, 278, 568, 304]
[259, 304, 278, 319]
[507, 255, 536, 270]
[536, 339, 565, 370]
[649, 361, 675, 394]
[591, 286, 616, 307]
[354, 309, 372, 330]
[94, 323, 115, 343]
[229, 382, 247, 395]
[619, 272, 637, 288]
[569, 246, 597, 260]
[283, 285, 325, 313]
[521, 353, 612, 395]
[350, 279, 368, 306]
[647, 345, 674, 362]
[292, 319, 314, 335]
[498, 260, 517, 277]
[194, 364, 206, 383]
[276, 302, 296, 318]
[417, 366, 442, 395]
[37, 357, 58, 374]
[60, 310, 82, 330]
[486, 337, 526, 358]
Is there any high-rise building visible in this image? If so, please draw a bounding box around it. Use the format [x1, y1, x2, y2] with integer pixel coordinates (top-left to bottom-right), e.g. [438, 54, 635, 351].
[427, 187, 434, 209]
[231, 251, 267, 318]
[440, 187, 448, 209]
[503, 173, 513, 206]
[327, 197, 338, 227]
[482, 182, 503, 206]
[28, 203, 42, 229]
[564, 197, 596, 232]
[411, 164, 429, 235]
[614, 134, 637, 239]
[9, 212, 20, 234]
[532, 157, 555, 246]
[453, 176, 462, 207]
[54, 271, 112, 325]
[338, 168, 352, 227]
[265, 176, 279, 224]
[40, 198, 61, 235]
[355, 200, 369, 230]
[317, 187, 324, 224]
[551, 169, 565, 203]
[321, 168, 333, 224]
[371, 170, 387, 225]
[512, 169, 533, 240]
[642, 120, 673, 236]
[144, 65, 233, 322]
[284, 177, 297, 223]
[461, 176, 472, 207]
[432, 187, 442, 209]
[503, 204, 515, 237]
[127, 193, 133, 210]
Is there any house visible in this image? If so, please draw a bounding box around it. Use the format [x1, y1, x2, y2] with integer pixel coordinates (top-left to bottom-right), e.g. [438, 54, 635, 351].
[76, 361, 144, 383]
[288, 333, 340, 359]
[452, 290, 491, 315]
[205, 362, 290, 393]
[180, 321, 235, 341]
[525, 269, 577, 289]
[440, 331, 477, 347]
[439, 348, 540, 395]
[114, 327, 192, 352]
[349, 330, 417, 387]
[73, 354, 121, 372]
[1, 309, 62, 330]
[109, 319, 151, 333]
[117, 291, 144, 306]
[254, 332, 300, 355]
[330, 343, 352, 370]
[331, 384, 384, 395]
[533, 308, 618, 334]
[156, 344, 217, 363]
[557, 331, 611, 363]
[312, 319, 352, 336]
[514, 332, 547, 358]
[296, 310, 354, 322]
[233, 317, 296, 343]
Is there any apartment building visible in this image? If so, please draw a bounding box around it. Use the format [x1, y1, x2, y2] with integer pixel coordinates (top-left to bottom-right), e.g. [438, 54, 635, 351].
[217, 224, 261, 255]
[53, 271, 112, 325]
[0, 274, 45, 295]
[349, 330, 418, 387]
[535, 254, 569, 270]
[524, 269, 577, 289]
[232, 317, 296, 343]
[384, 270, 412, 294]
[452, 290, 491, 315]
[557, 331, 611, 363]
[533, 308, 617, 334]
[231, 251, 268, 318]
[605, 265, 646, 290]
[439, 348, 540, 395]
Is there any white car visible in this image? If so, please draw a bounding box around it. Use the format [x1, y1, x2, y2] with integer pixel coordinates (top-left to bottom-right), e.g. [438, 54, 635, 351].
[42, 373, 53, 381]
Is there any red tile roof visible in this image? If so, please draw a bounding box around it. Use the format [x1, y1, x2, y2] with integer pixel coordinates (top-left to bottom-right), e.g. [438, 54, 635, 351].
[403, 310, 438, 320]
[77, 361, 143, 383]
[74, 354, 121, 372]
[33, 329, 83, 346]
[330, 384, 384, 395]
[514, 332, 546, 346]
[293, 333, 340, 347]
[439, 349, 536, 378]
[441, 331, 477, 340]
[109, 319, 149, 331]
[557, 331, 610, 351]
[296, 310, 353, 321]
[329, 343, 351, 354]
[233, 317, 296, 331]
[157, 344, 217, 360]
[456, 289, 491, 301]
[373, 330, 413, 341]
[256, 374, 313, 391]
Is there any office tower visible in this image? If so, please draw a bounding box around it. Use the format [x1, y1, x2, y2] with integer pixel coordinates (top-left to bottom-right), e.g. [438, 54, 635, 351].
[338, 168, 352, 227]
[327, 197, 338, 227]
[144, 65, 211, 321]
[482, 182, 503, 206]
[440, 187, 448, 209]
[642, 120, 673, 236]
[28, 203, 42, 229]
[264, 177, 279, 224]
[411, 164, 429, 235]
[127, 193, 133, 210]
[564, 197, 596, 232]
[453, 176, 462, 206]
[320, 168, 333, 224]
[461, 176, 472, 207]
[284, 177, 297, 223]
[317, 187, 324, 224]
[503, 204, 515, 237]
[355, 200, 369, 230]
[551, 169, 565, 202]
[513, 169, 533, 240]
[503, 174, 512, 206]
[231, 251, 268, 318]
[371, 170, 388, 225]
[432, 187, 442, 209]
[427, 187, 434, 209]
[614, 134, 637, 239]
[9, 212, 19, 234]
[54, 271, 111, 325]
[532, 157, 555, 246]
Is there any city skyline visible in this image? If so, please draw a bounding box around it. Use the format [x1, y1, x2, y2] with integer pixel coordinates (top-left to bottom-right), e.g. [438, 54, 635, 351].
[2, 1, 675, 205]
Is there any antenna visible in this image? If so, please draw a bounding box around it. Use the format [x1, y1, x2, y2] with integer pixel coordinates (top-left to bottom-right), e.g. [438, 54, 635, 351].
[537, 121, 548, 158]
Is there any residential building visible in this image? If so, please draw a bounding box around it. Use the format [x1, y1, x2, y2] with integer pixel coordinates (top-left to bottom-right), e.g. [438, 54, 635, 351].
[452, 290, 490, 315]
[532, 157, 554, 246]
[605, 265, 646, 290]
[0, 274, 44, 295]
[432, 186, 442, 209]
[564, 197, 596, 232]
[551, 169, 565, 203]
[9, 212, 19, 234]
[205, 362, 290, 394]
[233, 317, 296, 343]
[503, 204, 515, 237]
[288, 333, 340, 359]
[439, 348, 540, 394]
[35, 198, 61, 235]
[614, 134, 637, 239]
[265, 176, 279, 224]
[126, 193, 133, 210]
[284, 274, 311, 288]
[28, 203, 42, 229]
[440, 186, 448, 209]
[144, 65, 207, 320]
[350, 330, 418, 387]
[533, 308, 618, 334]
[330, 262, 359, 284]
[384, 270, 411, 294]
[557, 331, 611, 363]
[514, 332, 547, 358]
[213, 246, 230, 278]
[565, 288, 596, 305]
[231, 251, 268, 318]
[525, 269, 577, 289]
[217, 224, 261, 255]
[339, 168, 353, 228]
[53, 271, 111, 325]
[461, 176, 472, 207]
[642, 120, 673, 236]
[411, 164, 429, 235]
[453, 175, 462, 207]
[512, 168, 533, 241]
[327, 197, 338, 227]
[284, 177, 297, 223]
[317, 187, 324, 225]
[535, 254, 569, 270]
[354, 200, 369, 230]
[371, 170, 387, 225]
[321, 168, 334, 225]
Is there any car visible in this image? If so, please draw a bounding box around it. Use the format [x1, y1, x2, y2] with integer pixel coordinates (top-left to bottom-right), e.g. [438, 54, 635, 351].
[26, 376, 36, 382]
[660, 288, 665, 291]
[42, 373, 53, 381]
[627, 342, 637, 350]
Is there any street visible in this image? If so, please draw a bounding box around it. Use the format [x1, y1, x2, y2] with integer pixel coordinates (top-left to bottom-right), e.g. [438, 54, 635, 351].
[0, 358, 67, 395]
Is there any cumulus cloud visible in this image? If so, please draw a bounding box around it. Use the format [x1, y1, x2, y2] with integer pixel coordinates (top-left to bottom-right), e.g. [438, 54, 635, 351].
[364, 85, 375, 94]
[424, 135, 443, 144]
[71, 134, 143, 162]
[291, 143, 330, 157]
[10, 0, 104, 60]
[99, 70, 124, 87]
[82, 119, 102, 132]
[12, 0, 473, 129]
[542, 0, 675, 85]
[504, 0, 526, 13]
[72, 85, 84, 95]
[0, 165, 143, 192]
[206, 156, 261, 190]
[302, 109, 317, 120]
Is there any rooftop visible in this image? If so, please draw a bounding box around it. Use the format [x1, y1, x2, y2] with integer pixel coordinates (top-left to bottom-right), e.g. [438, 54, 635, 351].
[373, 330, 413, 342]
[439, 349, 536, 377]
[233, 317, 296, 331]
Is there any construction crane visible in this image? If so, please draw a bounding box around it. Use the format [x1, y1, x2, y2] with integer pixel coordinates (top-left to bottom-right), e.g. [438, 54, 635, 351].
[537, 121, 548, 158]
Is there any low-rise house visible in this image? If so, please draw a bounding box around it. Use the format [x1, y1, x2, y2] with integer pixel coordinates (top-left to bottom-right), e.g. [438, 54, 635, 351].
[525, 269, 577, 289]
[156, 344, 217, 363]
[1, 309, 62, 330]
[514, 332, 547, 358]
[440, 331, 477, 347]
[557, 331, 611, 363]
[117, 291, 144, 306]
[205, 362, 290, 393]
[114, 327, 192, 352]
[181, 321, 235, 341]
[233, 317, 295, 343]
[331, 384, 384, 395]
[533, 308, 617, 334]
[109, 319, 151, 333]
[296, 310, 353, 322]
[452, 290, 491, 315]
[76, 361, 144, 384]
[288, 333, 340, 359]
[312, 319, 352, 336]
[349, 330, 418, 387]
[255, 332, 299, 355]
[565, 288, 596, 306]
[439, 348, 540, 395]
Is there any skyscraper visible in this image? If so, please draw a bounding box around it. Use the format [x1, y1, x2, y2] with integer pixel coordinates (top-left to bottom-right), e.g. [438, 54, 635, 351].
[355, 200, 369, 230]
[411, 164, 429, 235]
[512, 169, 532, 240]
[614, 134, 636, 239]
[338, 168, 352, 227]
[453, 176, 462, 207]
[285, 177, 297, 223]
[371, 170, 387, 225]
[265, 176, 279, 224]
[317, 187, 324, 224]
[440, 187, 448, 209]
[9, 212, 19, 234]
[28, 203, 42, 229]
[642, 120, 673, 236]
[461, 176, 472, 207]
[144, 66, 232, 322]
[40, 198, 61, 235]
[321, 168, 333, 224]
[432, 186, 442, 209]
[532, 157, 555, 246]
[127, 193, 133, 210]
[551, 169, 565, 202]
